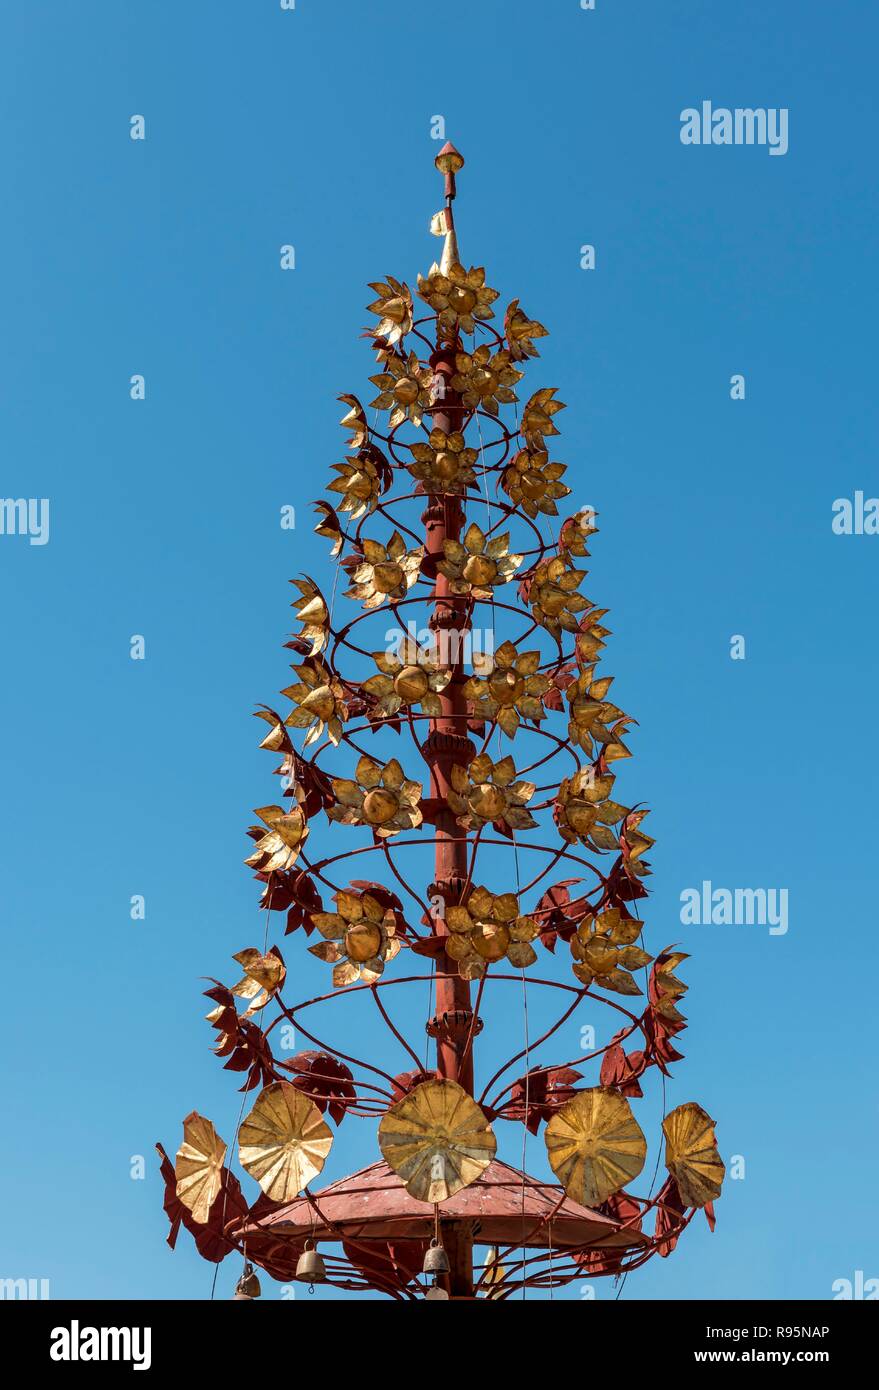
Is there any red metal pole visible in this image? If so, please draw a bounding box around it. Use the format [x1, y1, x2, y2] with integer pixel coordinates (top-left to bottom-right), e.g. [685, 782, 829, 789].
[420, 155, 478, 1295]
[422, 348, 476, 1095]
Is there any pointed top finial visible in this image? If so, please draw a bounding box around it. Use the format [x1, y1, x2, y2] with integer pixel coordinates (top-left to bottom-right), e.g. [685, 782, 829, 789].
[428, 145, 464, 278]
[432, 143, 464, 274]
[435, 142, 464, 200]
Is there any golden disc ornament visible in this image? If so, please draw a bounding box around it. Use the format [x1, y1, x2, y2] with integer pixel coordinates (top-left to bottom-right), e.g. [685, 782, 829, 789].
[175, 1111, 227, 1224]
[238, 1082, 333, 1202]
[378, 1078, 496, 1203]
[662, 1102, 725, 1208]
[545, 1087, 647, 1207]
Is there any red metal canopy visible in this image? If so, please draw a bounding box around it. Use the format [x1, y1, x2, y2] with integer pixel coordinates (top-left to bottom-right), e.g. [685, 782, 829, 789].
[233, 1158, 647, 1253]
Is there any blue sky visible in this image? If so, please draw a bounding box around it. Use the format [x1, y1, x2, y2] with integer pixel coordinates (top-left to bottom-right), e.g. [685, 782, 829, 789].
[1, 0, 876, 1301]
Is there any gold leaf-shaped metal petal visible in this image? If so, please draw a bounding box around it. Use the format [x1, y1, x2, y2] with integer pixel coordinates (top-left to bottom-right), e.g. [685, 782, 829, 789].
[238, 1082, 333, 1202]
[336, 890, 364, 922]
[355, 755, 382, 788]
[593, 967, 642, 996]
[378, 1078, 496, 1203]
[332, 779, 363, 808]
[175, 1112, 227, 1224]
[466, 885, 493, 917]
[545, 1087, 647, 1207]
[333, 960, 362, 988]
[663, 1102, 725, 1208]
[232, 948, 285, 995]
[308, 940, 344, 962]
[311, 912, 346, 940]
[492, 756, 515, 786]
[507, 941, 537, 968]
[492, 893, 519, 922]
[446, 905, 474, 933]
[383, 757, 404, 790]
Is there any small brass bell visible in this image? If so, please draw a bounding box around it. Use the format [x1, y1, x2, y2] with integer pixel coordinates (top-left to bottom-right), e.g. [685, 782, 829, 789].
[423, 1240, 450, 1275]
[295, 1241, 327, 1284]
[233, 1261, 261, 1300]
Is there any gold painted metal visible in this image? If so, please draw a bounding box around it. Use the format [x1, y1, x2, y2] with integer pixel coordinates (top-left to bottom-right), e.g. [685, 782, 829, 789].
[327, 754, 423, 838]
[663, 1102, 725, 1208]
[309, 887, 401, 987]
[378, 1079, 496, 1203]
[174, 1111, 227, 1225]
[544, 1087, 647, 1207]
[238, 1082, 333, 1202]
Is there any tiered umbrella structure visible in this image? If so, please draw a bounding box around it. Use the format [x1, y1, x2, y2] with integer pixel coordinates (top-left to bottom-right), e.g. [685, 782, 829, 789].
[157, 144, 725, 1301]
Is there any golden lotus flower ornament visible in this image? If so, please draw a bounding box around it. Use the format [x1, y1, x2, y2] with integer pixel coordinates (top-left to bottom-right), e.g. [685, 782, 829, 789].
[528, 554, 590, 638]
[521, 386, 566, 450]
[175, 1112, 227, 1224]
[445, 885, 540, 977]
[231, 947, 286, 1015]
[378, 1079, 496, 1203]
[555, 766, 619, 850]
[565, 667, 632, 762]
[663, 1102, 725, 1208]
[327, 453, 384, 521]
[501, 448, 571, 518]
[289, 576, 330, 655]
[447, 753, 537, 833]
[449, 344, 523, 415]
[282, 657, 348, 748]
[238, 1082, 333, 1202]
[504, 298, 549, 361]
[570, 909, 651, 993]
[559, 509, 599, 558]
[338, 393, 369, 450]
[437, 522, 522, 601]
[309, 888, 402, 987]
[363, 637, 451, 719]
[417, 261, 500, 337]
[245, 803, 309, 872]
[328, 754, 423, 838]
[462, 639, 550, 737]
[369, 349, 434, 430]
[545, 1087, 647, 1207]
[366, 275, 413, 347]
[344, 532, 424, 610]
[408, 426, 478, 494]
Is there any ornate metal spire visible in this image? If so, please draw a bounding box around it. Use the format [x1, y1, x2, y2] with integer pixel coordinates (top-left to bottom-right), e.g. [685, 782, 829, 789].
[158, 141, 726, 1303]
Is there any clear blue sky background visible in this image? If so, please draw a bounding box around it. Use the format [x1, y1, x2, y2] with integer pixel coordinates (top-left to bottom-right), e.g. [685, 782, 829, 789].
[1, 0, 876, 1302]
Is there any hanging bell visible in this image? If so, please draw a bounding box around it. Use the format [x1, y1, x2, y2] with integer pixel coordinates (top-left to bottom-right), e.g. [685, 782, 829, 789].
[423, 1240, 450, 1275]
[295, 1241, 327, 1284]
[232, 1261, 261, 1300]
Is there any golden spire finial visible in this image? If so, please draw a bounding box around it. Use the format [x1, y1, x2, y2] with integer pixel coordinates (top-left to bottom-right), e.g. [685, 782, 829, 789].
[430, 141, 464, 273]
